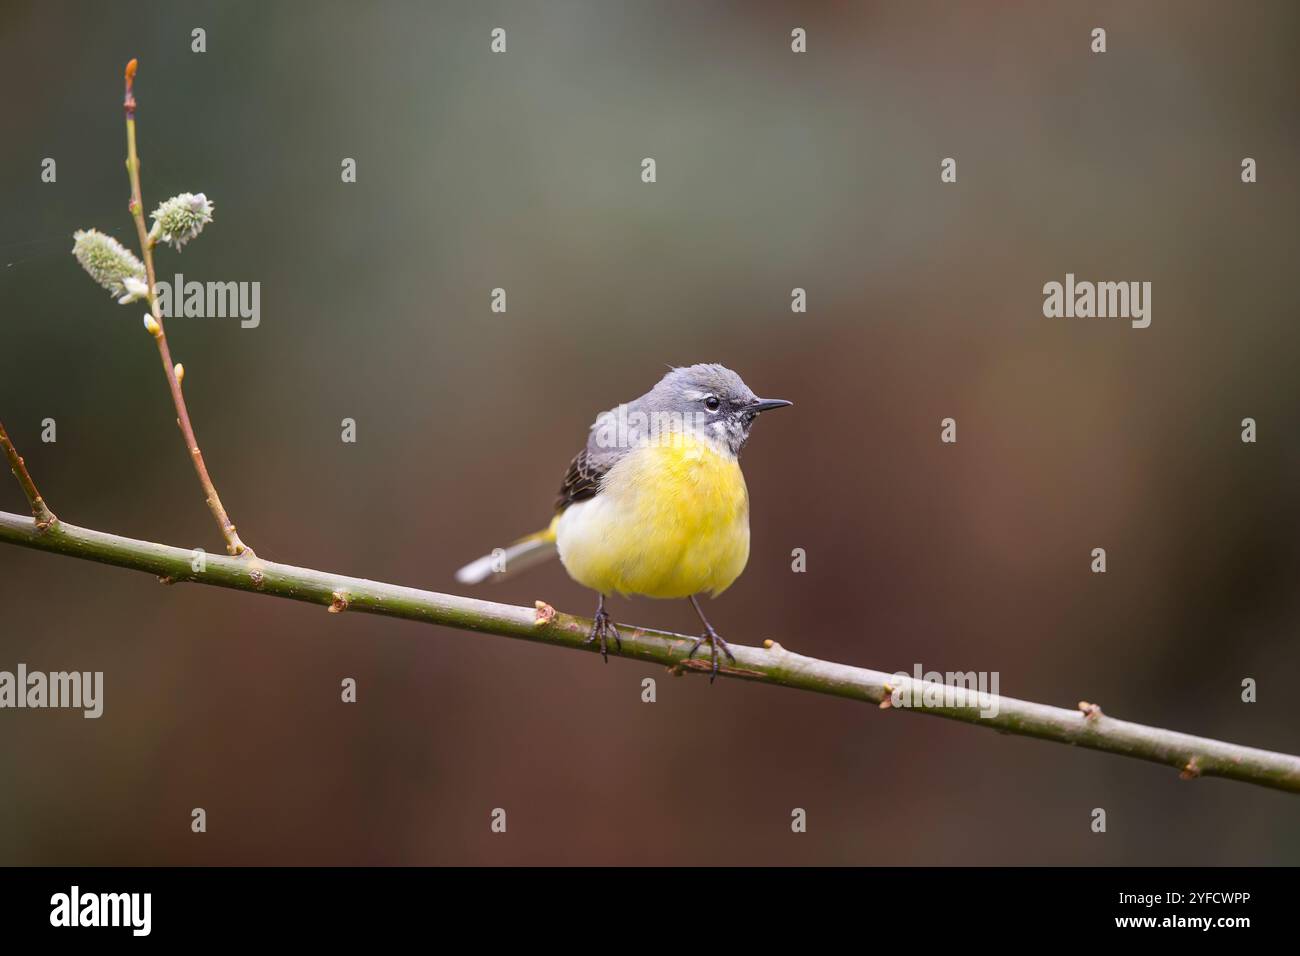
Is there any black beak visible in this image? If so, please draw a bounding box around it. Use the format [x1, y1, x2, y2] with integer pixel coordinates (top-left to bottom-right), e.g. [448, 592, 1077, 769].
[749, 398, 793, 414]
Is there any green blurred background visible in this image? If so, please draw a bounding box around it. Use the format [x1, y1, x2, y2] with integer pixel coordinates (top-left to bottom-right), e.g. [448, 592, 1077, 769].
[1, 1, 1297, 864]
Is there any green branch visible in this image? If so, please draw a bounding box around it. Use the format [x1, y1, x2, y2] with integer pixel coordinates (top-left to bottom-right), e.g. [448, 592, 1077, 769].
[0, 422, 56, 530]
[122, 58, 251, 558]
[1, 508, 1297, 794]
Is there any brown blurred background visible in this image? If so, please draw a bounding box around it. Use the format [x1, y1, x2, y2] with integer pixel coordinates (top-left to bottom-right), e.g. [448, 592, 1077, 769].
[1, 1, 1298, 864]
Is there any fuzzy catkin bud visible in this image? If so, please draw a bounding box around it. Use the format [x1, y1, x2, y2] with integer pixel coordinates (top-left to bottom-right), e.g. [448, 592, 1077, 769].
[150, 192, 214, 251]
[72, 229, 146, 298]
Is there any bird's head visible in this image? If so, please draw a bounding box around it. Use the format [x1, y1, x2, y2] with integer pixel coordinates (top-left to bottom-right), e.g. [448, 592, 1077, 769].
[648, 363, 792, 455]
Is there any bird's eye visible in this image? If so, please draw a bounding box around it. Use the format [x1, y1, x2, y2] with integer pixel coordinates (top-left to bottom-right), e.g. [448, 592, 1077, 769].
[704, 396, 721, 412]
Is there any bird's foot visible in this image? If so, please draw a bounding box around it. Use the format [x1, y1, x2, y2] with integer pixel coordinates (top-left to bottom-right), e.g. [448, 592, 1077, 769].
[583, 604, 623, 663]
[686, 622, 735, 683]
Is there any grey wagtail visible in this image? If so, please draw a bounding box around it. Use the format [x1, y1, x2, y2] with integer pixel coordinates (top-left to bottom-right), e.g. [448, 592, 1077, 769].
[456, 363, 791, 681]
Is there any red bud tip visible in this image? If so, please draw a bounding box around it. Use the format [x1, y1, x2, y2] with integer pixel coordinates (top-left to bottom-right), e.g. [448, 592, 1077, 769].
[124, 58, 139, 115]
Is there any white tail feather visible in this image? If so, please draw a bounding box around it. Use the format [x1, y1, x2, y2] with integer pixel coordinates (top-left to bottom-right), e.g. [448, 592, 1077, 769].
[455, 533, 557, 585]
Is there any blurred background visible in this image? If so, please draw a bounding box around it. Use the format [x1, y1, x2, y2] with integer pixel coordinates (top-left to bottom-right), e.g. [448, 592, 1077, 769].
[1, 1, 1297, 865]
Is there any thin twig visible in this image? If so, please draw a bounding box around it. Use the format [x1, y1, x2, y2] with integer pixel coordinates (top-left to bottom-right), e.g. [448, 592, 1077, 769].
[122, 58, 252, 558]
[1, 508, 1296, 794]
[0, 422, 56, 530]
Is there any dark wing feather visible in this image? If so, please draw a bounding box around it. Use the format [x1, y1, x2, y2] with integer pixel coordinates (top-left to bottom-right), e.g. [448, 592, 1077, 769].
[555, 448, 608, 513]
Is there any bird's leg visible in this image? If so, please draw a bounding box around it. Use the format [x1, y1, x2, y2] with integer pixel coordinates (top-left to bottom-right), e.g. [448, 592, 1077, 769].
[583, 593, 622, 663]
[686, 594, 735, 683]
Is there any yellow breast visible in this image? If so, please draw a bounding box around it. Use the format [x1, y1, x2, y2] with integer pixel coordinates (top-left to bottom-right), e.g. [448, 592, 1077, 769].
[555, 434, 751, 599]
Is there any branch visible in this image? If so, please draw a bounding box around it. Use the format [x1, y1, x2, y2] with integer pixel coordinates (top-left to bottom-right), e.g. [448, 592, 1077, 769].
[122, 59, 252, 558]
[1, 509, 1296, 794]
[0, 421, 56, 530]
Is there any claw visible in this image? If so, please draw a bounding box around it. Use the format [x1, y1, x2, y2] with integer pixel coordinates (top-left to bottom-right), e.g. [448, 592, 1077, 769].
[582, 595, 621, 663]
[686, 624, 734, 683]
[686, 595, 734, 684]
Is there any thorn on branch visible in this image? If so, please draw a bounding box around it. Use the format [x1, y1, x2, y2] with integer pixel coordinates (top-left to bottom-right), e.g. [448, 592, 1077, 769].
[1180, 757, 1202, 781]
[1078, 700, 1103, 720]
[533, 600, 556, 626]
[328, 590, 350, 613]
[879, 679, 902, 709]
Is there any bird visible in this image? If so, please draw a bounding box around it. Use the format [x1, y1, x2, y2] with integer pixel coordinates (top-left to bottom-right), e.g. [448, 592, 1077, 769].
[455, 363, 791, 681]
